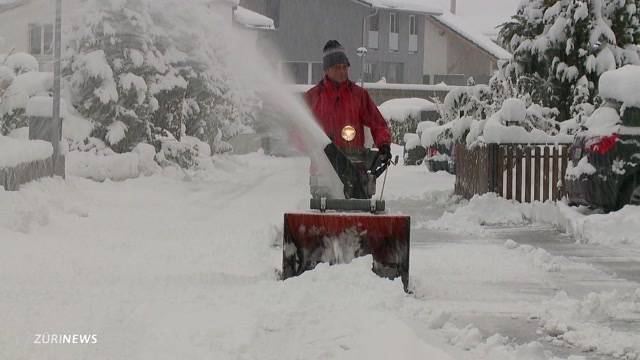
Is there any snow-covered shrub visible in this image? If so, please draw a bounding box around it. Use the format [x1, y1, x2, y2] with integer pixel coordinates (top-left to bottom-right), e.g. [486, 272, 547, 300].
[0, 54, 52, 135]
[156, 135, 212, 169]
[379, 98, 438, 145]
[437, 83, 496, 125]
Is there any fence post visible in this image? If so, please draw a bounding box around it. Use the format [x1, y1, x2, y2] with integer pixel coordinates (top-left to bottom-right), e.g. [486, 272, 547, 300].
[487, 144, 498, 194]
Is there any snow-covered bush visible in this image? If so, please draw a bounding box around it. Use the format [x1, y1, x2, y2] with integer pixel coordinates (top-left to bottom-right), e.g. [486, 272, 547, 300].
[0, 53, 52, 135]
[379, 98, 438, 145]
[63, 0, 257, 157]
[499, 0, 640, 121]
[439, 85, 493, 123]
[156, 135, 212, 169]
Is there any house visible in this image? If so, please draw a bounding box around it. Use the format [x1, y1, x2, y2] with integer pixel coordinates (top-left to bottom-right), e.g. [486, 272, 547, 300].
[423, 6, 512, 85]
[240, 0, 511, 85]
[0, 0, 241, 71]
[0, 0, 83, 71]
[241, 0, 441, 85]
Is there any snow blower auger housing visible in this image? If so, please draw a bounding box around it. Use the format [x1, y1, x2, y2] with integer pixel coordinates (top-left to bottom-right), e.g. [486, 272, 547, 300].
[283, 143, 410, 291]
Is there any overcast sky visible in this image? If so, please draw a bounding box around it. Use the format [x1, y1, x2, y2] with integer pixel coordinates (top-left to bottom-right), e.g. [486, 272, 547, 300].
[437, 0, 522, 37]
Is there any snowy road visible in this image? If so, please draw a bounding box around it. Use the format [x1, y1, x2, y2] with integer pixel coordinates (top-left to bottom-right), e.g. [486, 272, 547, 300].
[1, 151, 639, 359]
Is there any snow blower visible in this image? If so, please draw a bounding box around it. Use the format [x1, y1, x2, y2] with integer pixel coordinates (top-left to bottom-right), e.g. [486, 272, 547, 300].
[282, 143, 410, 291]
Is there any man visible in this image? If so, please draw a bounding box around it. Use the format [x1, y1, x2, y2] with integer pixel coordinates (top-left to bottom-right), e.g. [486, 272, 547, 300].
[305, 40, 392, 198]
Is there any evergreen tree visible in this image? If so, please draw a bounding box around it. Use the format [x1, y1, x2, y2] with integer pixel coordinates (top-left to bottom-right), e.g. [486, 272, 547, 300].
[64, 0, 257, 155]
[499, 0, 640, 121]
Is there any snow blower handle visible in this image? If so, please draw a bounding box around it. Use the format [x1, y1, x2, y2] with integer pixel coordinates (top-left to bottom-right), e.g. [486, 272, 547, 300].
[378, 154, 399, 201]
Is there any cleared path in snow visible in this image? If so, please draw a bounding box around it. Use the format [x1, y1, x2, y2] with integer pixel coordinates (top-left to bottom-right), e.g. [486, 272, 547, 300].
[386, 165, 640, 360]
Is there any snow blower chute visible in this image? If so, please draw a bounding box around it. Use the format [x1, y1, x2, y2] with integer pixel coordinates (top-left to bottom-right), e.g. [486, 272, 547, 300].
[282, 143, 410, 291]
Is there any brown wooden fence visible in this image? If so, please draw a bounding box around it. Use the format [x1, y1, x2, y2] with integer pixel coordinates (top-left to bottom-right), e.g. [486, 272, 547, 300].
[0, 155, 65, 191]
[454, 143, 571, 203]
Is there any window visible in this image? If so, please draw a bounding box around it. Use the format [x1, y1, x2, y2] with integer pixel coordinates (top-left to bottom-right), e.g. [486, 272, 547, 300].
[311, 62, 323, 84]
[389, 13, 399, 51]
[29, 24, 41, 55]
[409, 15, 417, 35]
[28, 23, 53, 56]
[282, 62, 308, 84]
[368, 13, 379, 49]
[409, 15, 418, 53]
[390, 13, 399, 34]
[369, 13, 379, 31]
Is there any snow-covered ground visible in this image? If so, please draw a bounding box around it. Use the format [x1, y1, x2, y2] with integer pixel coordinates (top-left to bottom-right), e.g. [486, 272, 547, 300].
[1, 148, 639, 359]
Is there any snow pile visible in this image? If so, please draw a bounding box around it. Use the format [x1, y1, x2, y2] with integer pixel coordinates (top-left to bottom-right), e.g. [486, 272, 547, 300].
[503, 240, 589, 273]
[416, 121, 437, 136]
[66, 143, 159, 181]
[156, 136, 212, 169]
[537, 290, 640, 358]
[426, 193, 530, 234]
[481, 102, 572, 144]
[379, 98, 437, 122]
[598, 65, 640, 107]
[403, 132, 421, 150]
[565, 157, 596, 179]
[583, 106, 620, 137]
[568, 205, 640, 247]
[433, 192, 640, 248]
[0, 135, 53, 168]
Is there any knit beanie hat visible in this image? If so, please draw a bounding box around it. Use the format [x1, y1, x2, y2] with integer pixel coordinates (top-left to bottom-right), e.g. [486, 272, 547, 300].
[323, 40, 350, 71]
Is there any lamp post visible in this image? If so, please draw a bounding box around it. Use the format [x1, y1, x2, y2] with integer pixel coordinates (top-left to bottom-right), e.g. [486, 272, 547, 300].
[52, 0, 62, 177]
[356, 46, 367, 87]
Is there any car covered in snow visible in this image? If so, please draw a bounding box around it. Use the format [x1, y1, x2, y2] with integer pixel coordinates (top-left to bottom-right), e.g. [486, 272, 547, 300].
[565, 66, 640, 211]
[420, 121, 457, 174]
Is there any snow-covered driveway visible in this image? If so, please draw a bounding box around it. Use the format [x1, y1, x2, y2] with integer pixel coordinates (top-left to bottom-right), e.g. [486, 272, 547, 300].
[1, 151, 639, 359]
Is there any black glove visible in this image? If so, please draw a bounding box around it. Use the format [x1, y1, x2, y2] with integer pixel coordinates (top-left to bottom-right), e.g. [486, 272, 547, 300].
[378, 144, 391, 162]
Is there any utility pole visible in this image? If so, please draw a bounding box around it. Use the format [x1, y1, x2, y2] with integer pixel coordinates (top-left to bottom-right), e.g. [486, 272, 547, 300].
[52, 0, 62, 177]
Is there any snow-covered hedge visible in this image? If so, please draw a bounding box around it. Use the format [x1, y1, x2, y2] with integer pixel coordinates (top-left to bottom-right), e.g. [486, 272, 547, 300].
[379, 98, 438, 145]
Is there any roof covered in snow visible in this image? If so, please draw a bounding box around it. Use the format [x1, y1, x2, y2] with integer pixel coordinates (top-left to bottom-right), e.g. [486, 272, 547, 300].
[354, 0, 442, 15]
[431, 11, 512, 60]
[234, 6, 275, 30]
[0, 0, 27, 13]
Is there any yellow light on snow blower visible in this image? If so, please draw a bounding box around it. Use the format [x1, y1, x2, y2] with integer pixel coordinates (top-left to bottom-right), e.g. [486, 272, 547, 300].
[341, 125, 356, 142]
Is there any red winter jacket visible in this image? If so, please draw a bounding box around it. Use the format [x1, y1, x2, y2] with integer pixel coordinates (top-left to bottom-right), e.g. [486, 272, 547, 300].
[304, 76, 391, 150]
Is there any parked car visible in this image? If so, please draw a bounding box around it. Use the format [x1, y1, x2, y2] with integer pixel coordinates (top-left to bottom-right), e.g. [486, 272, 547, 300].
[425, 142, 455, 174]
[565, 102, 640, 211]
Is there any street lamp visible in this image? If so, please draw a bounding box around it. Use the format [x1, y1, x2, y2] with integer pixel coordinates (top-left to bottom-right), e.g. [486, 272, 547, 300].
[356, 46, 367, 87]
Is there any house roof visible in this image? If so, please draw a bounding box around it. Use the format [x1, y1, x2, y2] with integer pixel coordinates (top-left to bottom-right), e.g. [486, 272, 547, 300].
[355, 0, 443, 15]
[431, 11, 512, 60]
[234, 6, 275, 30]
[0, 0, 28, 13]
